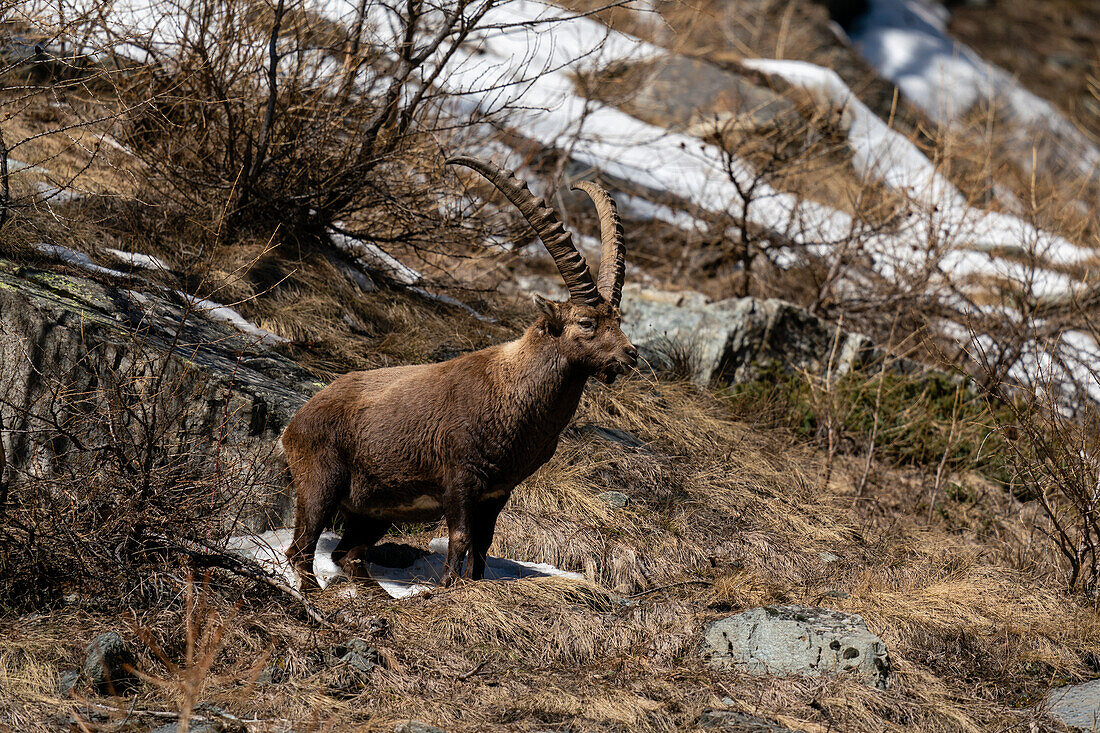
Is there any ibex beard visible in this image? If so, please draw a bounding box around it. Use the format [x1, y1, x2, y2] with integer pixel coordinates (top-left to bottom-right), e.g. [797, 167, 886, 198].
[282, 157, 637, 589]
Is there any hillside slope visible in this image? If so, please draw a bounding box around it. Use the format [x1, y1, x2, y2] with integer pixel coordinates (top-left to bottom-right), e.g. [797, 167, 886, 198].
[2, 1, 1100, 731]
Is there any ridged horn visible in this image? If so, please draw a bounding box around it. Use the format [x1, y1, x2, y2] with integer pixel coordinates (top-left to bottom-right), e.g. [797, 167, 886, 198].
[571, 180, 625, 307]
[448, 156, 601, 305]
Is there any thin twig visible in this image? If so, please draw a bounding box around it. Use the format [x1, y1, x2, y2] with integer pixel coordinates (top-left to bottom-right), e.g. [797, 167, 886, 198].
[626, 580, 712, 598]
[458, 660, 489, 680]
[151, 532, 381, 634]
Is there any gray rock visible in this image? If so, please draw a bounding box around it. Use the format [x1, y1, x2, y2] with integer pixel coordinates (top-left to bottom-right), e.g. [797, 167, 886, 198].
[338, 638, 380, 674]
[57, 669, 80, 695]
[621, 286, 871, 387]
[1045, 678, 1100, 730]
[314, 638, 380, 696]
[578, 424, 646, 449]
[395, 722, 446, 733]
[150, 722, 229, 733]
[700, 605, 891, 689]
[602, 55, 801, 136]
[596, 491, 630, 509]
[0, 260, 321, 528]
[81, 632, 135, 694]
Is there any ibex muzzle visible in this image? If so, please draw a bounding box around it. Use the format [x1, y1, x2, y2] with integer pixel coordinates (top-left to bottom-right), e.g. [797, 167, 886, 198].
[282, 157, 634, 588]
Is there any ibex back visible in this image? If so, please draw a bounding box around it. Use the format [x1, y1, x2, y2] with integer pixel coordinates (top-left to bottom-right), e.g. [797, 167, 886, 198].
[282, 157, 636, 588]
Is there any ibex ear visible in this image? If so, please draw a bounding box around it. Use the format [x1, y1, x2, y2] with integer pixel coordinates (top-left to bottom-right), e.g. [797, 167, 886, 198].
[532, 293, 563, 335]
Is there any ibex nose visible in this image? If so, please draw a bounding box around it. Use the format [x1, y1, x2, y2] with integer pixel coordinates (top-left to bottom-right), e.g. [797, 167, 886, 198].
[624, 344, 638, 366]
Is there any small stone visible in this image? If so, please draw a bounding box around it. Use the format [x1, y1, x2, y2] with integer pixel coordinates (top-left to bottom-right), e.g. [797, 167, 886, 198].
[581, 424, 646, 449]
[597, 491, 630, 508]
[57, 669, 80, 695]
[81, 632, 135, 694]
[342, 639, 380, 673]
[818, 551, 839, 563]
[700, 605, 891, 689]
[395, 722, 447, 733]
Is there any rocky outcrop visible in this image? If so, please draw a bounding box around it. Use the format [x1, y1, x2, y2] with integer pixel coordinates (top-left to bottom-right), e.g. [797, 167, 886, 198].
[0, 260, 320, 528]
[700, 605, 892, 689]
[594, 55, 802, 137]
[620, 285, 872, 386]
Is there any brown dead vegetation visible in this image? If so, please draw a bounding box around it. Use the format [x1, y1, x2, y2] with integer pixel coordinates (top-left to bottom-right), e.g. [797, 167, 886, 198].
[4, 2, 1100, 732]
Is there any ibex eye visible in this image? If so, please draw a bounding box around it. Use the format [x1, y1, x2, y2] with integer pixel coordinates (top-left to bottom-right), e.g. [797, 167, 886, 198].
[578, 320, 596, 331]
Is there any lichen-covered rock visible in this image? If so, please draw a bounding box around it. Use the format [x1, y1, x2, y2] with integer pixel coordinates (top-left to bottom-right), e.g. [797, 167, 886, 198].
[620, 285, 871, 386]
[0, 260, 322, 528]
[597, 490, 630, 508]
[700, 605, 892, 689]
[1044, 678, 1100, 730]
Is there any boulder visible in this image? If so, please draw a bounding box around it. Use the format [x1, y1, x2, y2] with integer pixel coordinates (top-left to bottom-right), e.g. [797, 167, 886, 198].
[620, 285, 872, 386]
[700, 605, 891, 689]
[80, 632, 135, 694]
[606, 56, 802, 136]
[0, 259, 321, 528]
[1044, 678, 1100, 731]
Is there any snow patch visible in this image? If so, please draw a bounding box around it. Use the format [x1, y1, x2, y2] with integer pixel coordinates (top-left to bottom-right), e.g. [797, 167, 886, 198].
[179, 293, 288, 346]
[33, 242, 132, 279]
[848, 0, 1100, 178]
[330, 230, 422, 286]
[105, 248, 170, 272]
[226, 528, 584, 599]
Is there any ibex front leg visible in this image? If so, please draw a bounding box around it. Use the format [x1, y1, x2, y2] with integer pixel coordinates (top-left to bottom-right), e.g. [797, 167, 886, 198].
[468, 497, 507, 580]
[439, 473, 479, 587]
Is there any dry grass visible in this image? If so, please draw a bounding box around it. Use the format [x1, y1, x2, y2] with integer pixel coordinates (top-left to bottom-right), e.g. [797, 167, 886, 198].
[5, 367, 1097, 731]
[4, 6, 1100, 732]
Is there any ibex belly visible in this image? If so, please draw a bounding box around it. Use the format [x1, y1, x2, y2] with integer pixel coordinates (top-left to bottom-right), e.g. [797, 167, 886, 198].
[343, 482, 446, 522]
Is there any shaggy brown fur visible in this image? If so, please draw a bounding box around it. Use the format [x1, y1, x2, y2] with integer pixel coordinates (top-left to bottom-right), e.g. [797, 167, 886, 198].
[283, 159, 635, 588]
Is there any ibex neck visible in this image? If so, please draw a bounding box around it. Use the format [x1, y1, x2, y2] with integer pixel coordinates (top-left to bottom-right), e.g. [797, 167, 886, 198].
[496, 331, 587, 428]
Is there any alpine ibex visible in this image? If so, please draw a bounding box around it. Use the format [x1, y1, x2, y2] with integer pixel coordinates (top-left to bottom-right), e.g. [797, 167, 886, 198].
[283, 157, 636, 588]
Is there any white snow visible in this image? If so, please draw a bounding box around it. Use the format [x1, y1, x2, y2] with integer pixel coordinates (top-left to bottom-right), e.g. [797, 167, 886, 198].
[847, 0, 1100, 178]
[179, 293, 289, 346]
[33, 242, 132, 280]
[226, 528, 584, 599]
[330, 230, 422, 286]
[33, 242, 287, 346]
[617, 193, 706, 232]
[105, 248, 170, 272]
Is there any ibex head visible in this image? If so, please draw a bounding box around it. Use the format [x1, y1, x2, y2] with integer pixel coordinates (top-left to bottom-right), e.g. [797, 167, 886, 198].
[449, 157, 637, 384]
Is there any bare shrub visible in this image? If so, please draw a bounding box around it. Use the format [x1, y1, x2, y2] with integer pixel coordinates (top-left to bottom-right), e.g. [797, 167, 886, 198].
[0, 299, 278, 609]
[94, 0, 499, 254]
[969, 357, 1100, 594]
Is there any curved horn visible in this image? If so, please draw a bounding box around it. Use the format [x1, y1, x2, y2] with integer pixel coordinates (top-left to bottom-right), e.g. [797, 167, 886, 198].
[448, 156, 601, 305]
[571, 180, 625, 307]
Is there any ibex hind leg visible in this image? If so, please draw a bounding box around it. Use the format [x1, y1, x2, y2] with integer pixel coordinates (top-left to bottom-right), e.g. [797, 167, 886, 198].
[331, 514, 390, 580]
[286, 454, 347, 591]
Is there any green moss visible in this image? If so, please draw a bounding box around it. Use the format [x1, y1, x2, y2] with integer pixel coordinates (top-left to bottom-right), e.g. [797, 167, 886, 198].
[723, 364, 1013, 482]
